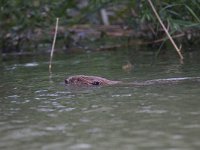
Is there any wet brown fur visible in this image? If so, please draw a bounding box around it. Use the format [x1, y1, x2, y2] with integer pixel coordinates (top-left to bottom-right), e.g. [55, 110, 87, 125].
[65, 75, 121, 86]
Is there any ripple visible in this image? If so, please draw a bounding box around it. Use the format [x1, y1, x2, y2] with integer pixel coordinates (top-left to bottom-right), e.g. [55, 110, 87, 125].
[138, 110, 167, 114]
[52, 101, 65, 108]
[35, 89, 48, 94]
[58, 108, 76, 112]
[37, 108, 55, 112]
[7, 95, 20, 98]
[35, 97, 47, 100]
[69, 143, 92, 150]
[5, 66, 17, 70]
[45, 124, 67, 131]
[112, 94, 132, 97]
[136, 106, 167, 114]
[2, 128, 47, 140]
[189, 111, 200, 115]
[24, 62, 39, 67]
[183, 124, 200, 129]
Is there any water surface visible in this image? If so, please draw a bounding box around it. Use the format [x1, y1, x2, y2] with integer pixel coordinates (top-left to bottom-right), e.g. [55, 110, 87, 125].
[0, 50, 200, 150]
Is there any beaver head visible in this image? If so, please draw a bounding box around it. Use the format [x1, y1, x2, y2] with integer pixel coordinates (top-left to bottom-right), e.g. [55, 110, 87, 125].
[65, 75, 120, 86]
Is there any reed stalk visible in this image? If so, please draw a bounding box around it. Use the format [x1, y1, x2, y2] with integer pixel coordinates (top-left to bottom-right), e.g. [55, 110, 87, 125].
[49, 18, 59, 73]
[147, 0, 184, 60]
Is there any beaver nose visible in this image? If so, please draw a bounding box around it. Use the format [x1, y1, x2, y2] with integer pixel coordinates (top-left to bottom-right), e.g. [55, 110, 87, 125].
[65, 79, 69, 84]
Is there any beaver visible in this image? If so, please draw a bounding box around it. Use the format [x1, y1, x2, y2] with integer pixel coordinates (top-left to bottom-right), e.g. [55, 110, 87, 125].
[65, 75, 200, 86]
[65, 75, 121, 86]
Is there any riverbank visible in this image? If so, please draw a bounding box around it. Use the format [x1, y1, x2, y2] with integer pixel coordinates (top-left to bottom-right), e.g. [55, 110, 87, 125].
[1, 0, 200, 55]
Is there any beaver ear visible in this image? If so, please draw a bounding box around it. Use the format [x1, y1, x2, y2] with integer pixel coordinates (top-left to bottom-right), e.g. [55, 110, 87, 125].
[92, 81, 100, 85]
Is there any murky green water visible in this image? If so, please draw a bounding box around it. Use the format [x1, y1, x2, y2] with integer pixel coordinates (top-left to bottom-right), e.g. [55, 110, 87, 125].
[0, 50, 200, 150]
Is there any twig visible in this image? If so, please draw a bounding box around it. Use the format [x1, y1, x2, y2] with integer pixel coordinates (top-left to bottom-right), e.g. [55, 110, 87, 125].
[100, 9, 110, 25]
[49, 18, 59, 73]
[147, 0, 184, 60]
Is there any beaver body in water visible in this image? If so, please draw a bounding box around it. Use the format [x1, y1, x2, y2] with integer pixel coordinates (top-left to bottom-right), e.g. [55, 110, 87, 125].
[65, 75, 200, 86]
[65, 75, 121, 86]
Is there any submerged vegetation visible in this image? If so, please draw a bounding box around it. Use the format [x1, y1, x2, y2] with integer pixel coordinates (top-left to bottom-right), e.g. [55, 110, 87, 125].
[0, 0, 200, 55]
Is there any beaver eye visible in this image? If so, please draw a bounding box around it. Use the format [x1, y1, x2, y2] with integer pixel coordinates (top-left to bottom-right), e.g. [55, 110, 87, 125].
[92, 81, 100, 85]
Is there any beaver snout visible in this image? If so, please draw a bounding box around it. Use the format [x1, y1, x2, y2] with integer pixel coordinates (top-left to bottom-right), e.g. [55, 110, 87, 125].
[65, 79, 69, 84]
